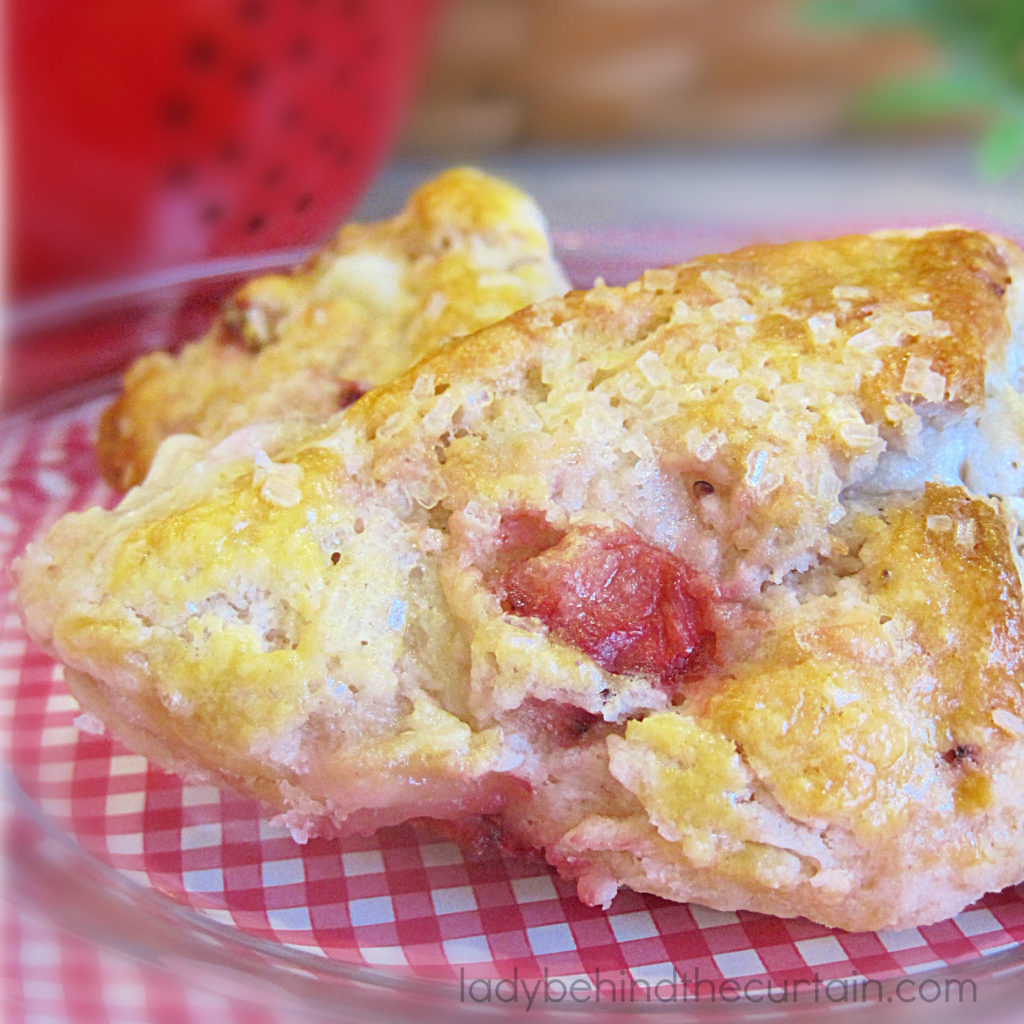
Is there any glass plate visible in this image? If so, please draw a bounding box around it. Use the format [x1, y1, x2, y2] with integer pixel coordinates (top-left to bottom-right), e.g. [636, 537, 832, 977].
[4, 228, 1024, 1023]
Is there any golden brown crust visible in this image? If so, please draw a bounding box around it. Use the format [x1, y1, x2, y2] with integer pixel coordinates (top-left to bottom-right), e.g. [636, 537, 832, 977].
[17, 224, 1024, 931]
[364, 226, 1013, 424]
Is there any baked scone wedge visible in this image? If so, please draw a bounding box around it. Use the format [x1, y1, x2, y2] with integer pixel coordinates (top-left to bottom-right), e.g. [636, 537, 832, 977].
[96, 166, 570, 490]
[17, 226, 1024, 932]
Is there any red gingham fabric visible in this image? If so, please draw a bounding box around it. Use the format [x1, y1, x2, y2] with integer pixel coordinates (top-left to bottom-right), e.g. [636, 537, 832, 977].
[5, 232, 1024, 1021]
[2, 902, 292, 1024]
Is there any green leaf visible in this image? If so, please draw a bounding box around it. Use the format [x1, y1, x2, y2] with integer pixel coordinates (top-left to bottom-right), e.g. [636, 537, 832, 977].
[801, 0, 927, 29]
[976, 115, 1024, 179]
[852, 70, 996, 123]
[800, 0, 1024, 187]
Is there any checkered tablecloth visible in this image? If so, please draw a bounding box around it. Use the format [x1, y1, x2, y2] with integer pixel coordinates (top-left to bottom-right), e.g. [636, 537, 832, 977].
[5, 234, 1024, 1021]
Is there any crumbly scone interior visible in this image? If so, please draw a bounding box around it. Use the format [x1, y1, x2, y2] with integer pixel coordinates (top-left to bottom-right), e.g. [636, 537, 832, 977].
[97, 166, 570, 490]
[17, 227, 1024, 931]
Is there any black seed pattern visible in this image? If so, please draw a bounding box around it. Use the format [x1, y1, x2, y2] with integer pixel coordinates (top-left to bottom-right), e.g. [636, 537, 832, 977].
[339, 0, 367, 17]
[200, 203, 224, 224]
[238, 0, 266, 22]
[219, 139, 245, 163]
[237, 63, 265, 89]
[164, 162, 194, 187]
[160, 95, 194, 127]
[289, 37, 313, 63]
[263, 164, 286, 186]
[186, 36, 220, 69]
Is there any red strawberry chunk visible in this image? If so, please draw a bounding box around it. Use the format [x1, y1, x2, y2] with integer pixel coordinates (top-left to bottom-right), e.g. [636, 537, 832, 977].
[496, 512, 565, 565]
[501, 525, 714, 686]
[337, 380, 367, 410]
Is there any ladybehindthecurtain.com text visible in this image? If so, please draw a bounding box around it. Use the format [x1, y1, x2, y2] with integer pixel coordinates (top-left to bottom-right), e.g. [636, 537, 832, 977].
[459, 966, 978, 1010]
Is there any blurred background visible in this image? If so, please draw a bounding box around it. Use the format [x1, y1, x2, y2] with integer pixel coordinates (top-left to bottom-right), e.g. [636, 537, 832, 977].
[356, 0, 1024, 244]
[362, 0, 1024, 230]
[400, 0, 939, 152]
[11, 0, 1024, 402]
[12, 0, 1024, 296]
[11, 0, 1024, 301]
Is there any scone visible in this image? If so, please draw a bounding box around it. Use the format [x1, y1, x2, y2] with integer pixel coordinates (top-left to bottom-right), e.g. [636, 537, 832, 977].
[96, 167, 570, 490]
[17, 227, 1024, 932]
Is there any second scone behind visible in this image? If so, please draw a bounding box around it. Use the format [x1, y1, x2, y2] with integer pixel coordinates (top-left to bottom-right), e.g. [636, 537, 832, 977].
[97, 167, 570, 490]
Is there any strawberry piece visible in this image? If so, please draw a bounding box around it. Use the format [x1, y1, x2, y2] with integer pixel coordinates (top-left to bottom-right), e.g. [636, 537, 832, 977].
[494, 512, 566, 573]
[336, 380, 367, 410]
[501, 525, 713, 687]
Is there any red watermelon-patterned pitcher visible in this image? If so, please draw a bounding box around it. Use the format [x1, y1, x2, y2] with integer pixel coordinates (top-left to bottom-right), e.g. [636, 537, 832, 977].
[9, 0, 439, 299]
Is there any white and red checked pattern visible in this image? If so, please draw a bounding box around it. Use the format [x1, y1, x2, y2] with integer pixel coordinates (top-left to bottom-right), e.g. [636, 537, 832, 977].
[5, 229, 1024, 1021]
[6, 387, 1024, 1011]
